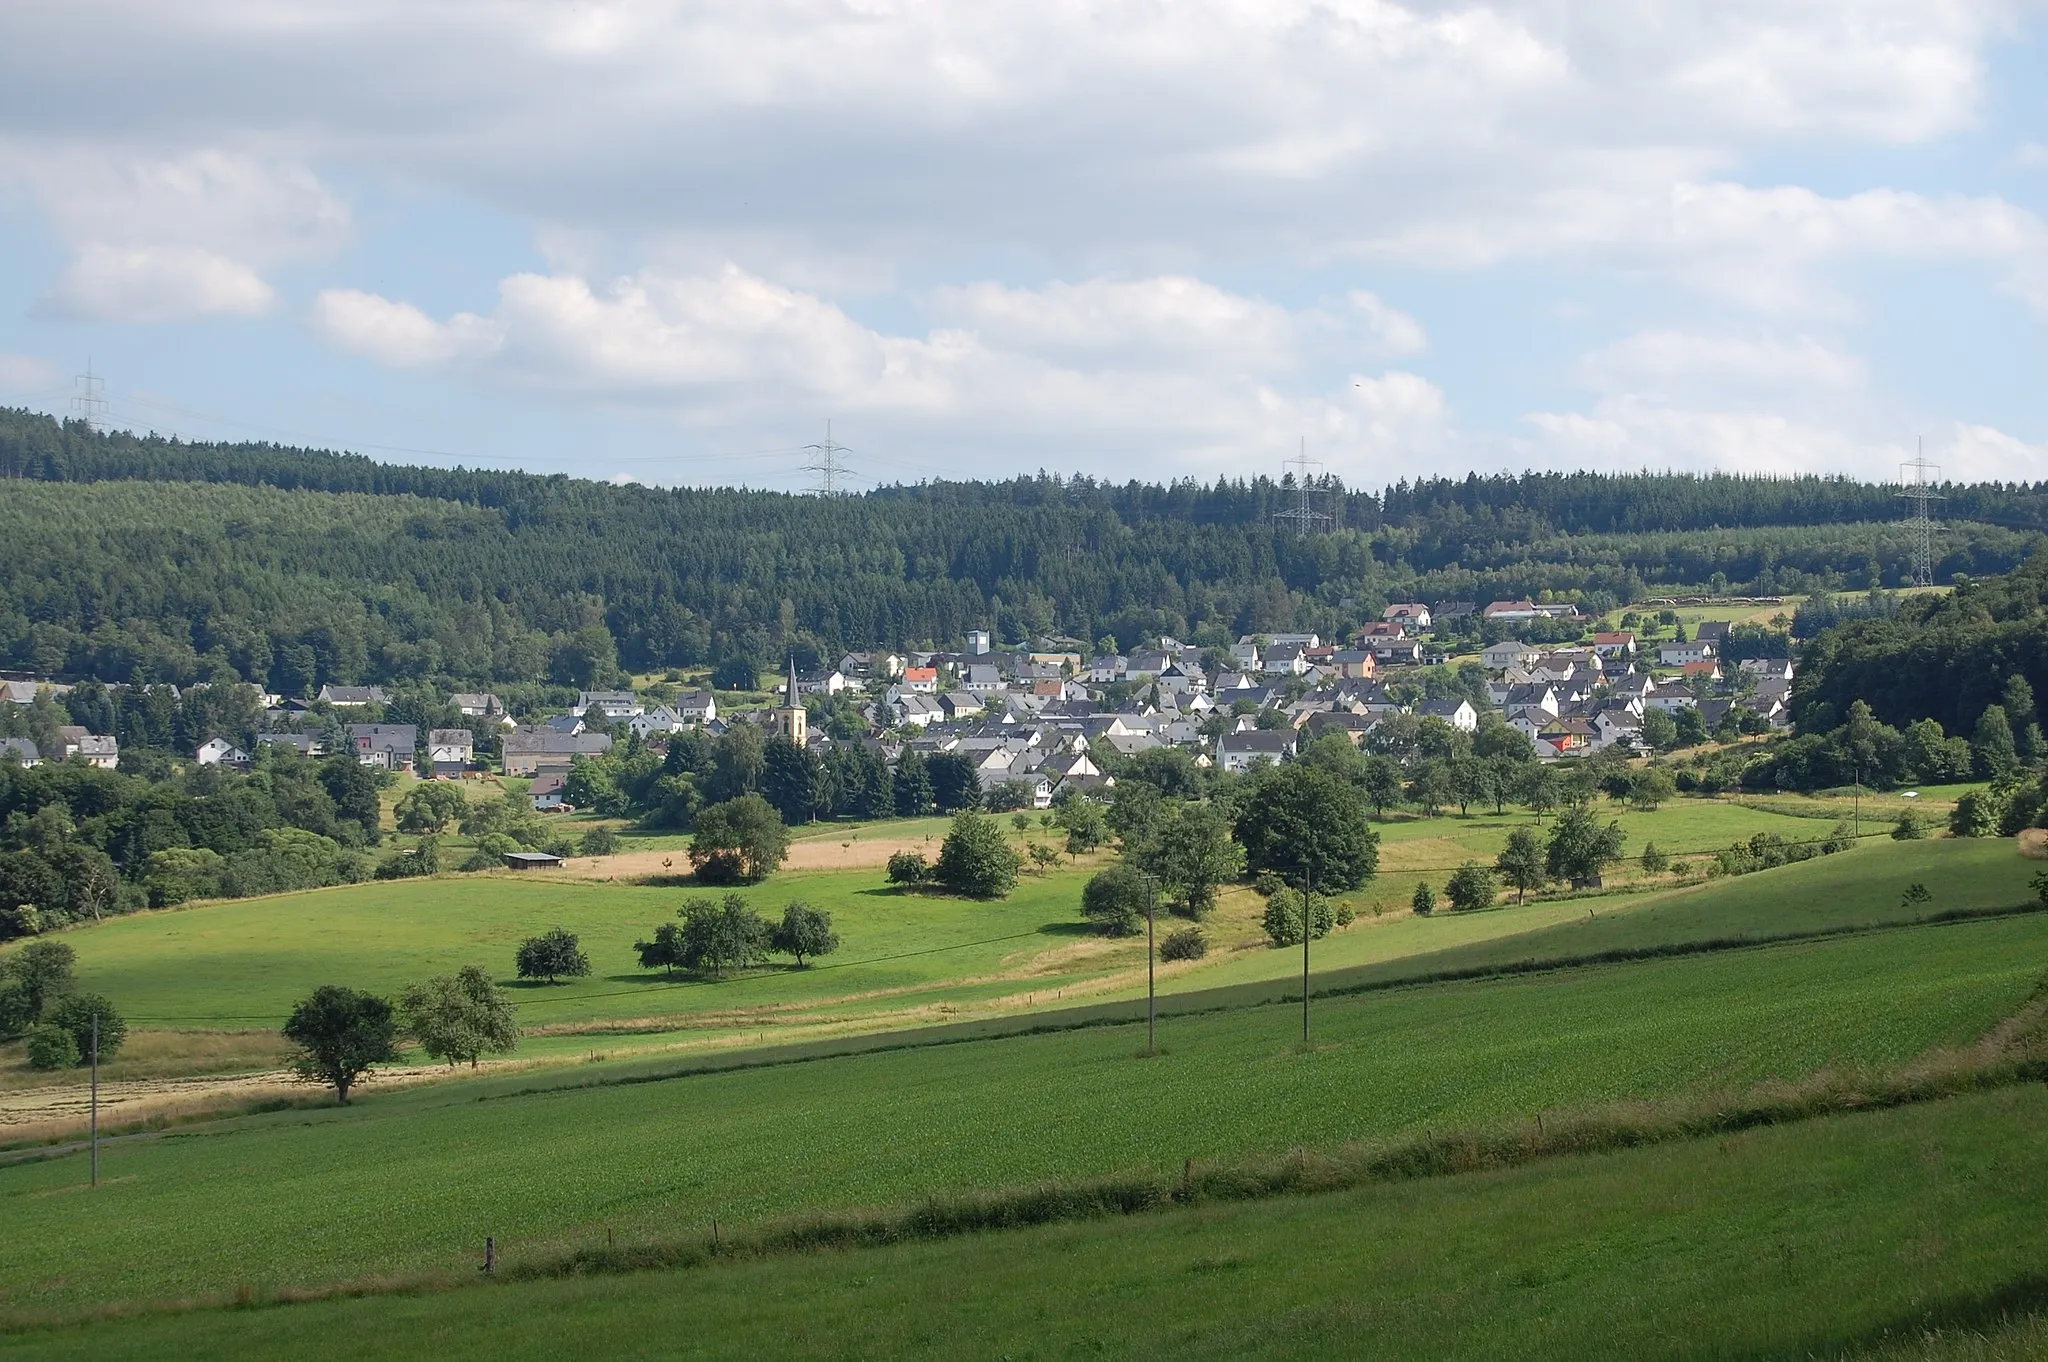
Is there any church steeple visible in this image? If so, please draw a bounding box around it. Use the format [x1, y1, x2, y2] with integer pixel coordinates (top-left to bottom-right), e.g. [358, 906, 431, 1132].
[778, 655, 807, 747]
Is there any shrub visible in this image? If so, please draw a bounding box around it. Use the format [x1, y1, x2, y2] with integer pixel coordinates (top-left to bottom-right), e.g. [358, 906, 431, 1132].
[1159, 927, 1208, 961]
[885, 849, 929, 886]
[1640, 842, 1669, 875]
[1444, 863, 1498, 913]
[45, 993, 126, 1062]
[1261, 887, 1333, 947]
[515, 926, 591, 984]
[580, 826, 621, 856]
[24, 1023, 77, 1070]
[1890, 809, 1925, 840]
[462, 833, 520, 871]
[1411, 881, 1436, 916]
[1901, 882, 1932, 909]
[1081, 865, 1150, 937]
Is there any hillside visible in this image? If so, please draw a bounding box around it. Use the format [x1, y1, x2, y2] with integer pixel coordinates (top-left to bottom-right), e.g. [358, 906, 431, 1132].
[0, 406, 2040, 690]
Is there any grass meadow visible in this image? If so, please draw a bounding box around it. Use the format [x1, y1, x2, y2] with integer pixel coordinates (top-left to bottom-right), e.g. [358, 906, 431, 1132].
[2, 909, 2041, 1315]
[14, 1084, 2041, 1360]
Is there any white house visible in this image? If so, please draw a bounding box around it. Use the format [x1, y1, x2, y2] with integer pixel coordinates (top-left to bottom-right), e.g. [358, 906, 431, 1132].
[578, 690, 643, 720]
[1482, 641, 1542, 670]
[1658, 641, 1716, 667]
[195, 737, 250, 767]
[1383, 604, 1432, 630]
[1417, 698, 1479, 732]
[1216, 730, 1297, 773]
[630, 706, 686, 739]
[673, 691, 719, 724]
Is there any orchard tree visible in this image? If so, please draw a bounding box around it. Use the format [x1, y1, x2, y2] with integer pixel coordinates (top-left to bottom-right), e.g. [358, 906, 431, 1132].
[1055, 797, 1109, 860]
[1545, 805, 1627, 888]
[689, 794, 790, 884]
[394, 782, 467, 834]
[1082, 864, 1151, 936]
[515, 926, 591, 984]
[635, 921, 687, 976]
[1132, 802, 1242, 918]
[1359, 755, 1404, 820]
[45, 993, 126, 1062]
[933, 811, 1021, 899]
[770, 902, 840, 967]
[282, 985, 401, 1104]
[1233, 764, 1378, 892]
[398, 966, 519, 1068]
[1494, 826, 1546, 903]
[678, 894, 772, 975]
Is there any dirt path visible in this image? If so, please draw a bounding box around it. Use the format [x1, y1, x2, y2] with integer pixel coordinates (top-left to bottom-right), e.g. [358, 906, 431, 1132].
[0, 1064, 461, 1145]
[568, 831, 951, 879]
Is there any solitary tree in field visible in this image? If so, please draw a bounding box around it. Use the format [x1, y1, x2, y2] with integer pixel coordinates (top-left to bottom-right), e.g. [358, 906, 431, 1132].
[770, 902, 840, 967]
[516, 926, 591, 984]
[398, 966, 520, 1068]
[933, 811, 1021, 899]
[688, 794, 791, 884]
[1081, 864, 1150, 936]
[1545, 805, 1626, 888]
[678, 894, 772, 975]
[283, 985, 401, 1104]
[1233, 764, 1378, 892]
[1444, 862, 1498, 913]
[1494, 827, 1546, 903]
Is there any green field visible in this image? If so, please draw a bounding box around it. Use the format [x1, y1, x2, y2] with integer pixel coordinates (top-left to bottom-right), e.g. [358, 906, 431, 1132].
[2, 910, 2041, 1315]
[14, 1084, 2041, 1360]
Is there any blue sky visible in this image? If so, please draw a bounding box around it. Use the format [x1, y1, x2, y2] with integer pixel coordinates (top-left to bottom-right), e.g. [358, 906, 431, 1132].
[0, 1, 2043, 492]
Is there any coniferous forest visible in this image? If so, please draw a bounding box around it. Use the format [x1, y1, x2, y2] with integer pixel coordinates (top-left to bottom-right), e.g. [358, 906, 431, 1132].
[2, 406, 2043, 693]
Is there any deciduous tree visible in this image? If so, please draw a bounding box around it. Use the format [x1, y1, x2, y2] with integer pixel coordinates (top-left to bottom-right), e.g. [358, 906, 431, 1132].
[282, 985, 401, 1104]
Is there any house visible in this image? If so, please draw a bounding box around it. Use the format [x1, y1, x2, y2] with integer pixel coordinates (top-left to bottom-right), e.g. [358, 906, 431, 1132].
[673, 690, 719, 724]
[72, 735, 119, 769]
[837, 651, 904, 680]
[1126, 650, 1171, 680]
[1083, 654, 1127, 683]
[349, 724, 419, 772]
[1356, 621, 1407, 641]
[795, 669, 847, 698]
[1642, 683, 1699, 714]
[195, 737, 250, 768]
[1383, 603, 1433, 630]
[1695, 621, 1731, 647]
[630, 706, 685, 740]
[503, 729, 614, 777]
[1482, 641, 1542, 671]
[1156, 662, 1206, 697]
[962, 665, 1006, 694]
[257, 732, 320, 758]
[1228, 641, 1261, 670]
[1592, 632, 1636, 659]
[0, 680, 53, 706]
[1264, 633, 1321, 650]
[317, 684, 388, 707]
[1433, 602, 1478, 624]
[577, 690, 642, 720]
[529, 774, 570, 811]
[1482, 600, 1542, 622]
[427, 728, 475, 777]
[449, 693, 504, 719]
[1217, 730, 1296, 772]
[1328, 650, 1379, 680]
[1537, 716, 1598, 755]
[1738, 657, 1795, 682]
[901, 666, 940, 694]
[1417, 698, 1479, 732]
[1303, 711, 1381, 744]
[1368, 638, 1423, 666]
[0, 737, 42, 767]
[1658, 641, 1716, 667]
[1681, 660, 1722, 682]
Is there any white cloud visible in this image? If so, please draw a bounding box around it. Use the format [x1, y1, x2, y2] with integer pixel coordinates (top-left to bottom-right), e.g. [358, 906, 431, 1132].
[310, 264, 1447, 478]
[0, 145, 347, 323]
[44, 244, 274, 322]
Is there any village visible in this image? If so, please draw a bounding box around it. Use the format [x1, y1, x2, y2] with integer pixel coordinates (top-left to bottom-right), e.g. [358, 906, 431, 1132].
[2, 599, 1793, 815]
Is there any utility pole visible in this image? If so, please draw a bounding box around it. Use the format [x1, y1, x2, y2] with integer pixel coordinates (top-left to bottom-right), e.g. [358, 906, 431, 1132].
[1273, 439, 1332, 537]
[800, 419, 853, 496]
[71, 360, 108, 433]
[1300, 870, 1312, 1047]
[1897, 441, 1944, 589]
[90, 1012, 99, 1188]
[1146, 875, 1157, 1057]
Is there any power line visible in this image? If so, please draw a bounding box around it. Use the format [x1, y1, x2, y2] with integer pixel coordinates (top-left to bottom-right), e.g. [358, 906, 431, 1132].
[1273, 437, 1331, 536]
[799, 419, 853, 495]
[70, 360, 108, 432]
[1898, 439, 1944, 588]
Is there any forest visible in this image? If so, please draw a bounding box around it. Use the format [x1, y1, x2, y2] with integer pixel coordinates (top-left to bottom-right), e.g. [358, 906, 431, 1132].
[1, 405, 2044, 694]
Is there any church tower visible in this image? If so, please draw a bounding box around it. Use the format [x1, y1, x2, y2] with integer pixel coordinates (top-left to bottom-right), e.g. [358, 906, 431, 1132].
[776, 656, 807, 747]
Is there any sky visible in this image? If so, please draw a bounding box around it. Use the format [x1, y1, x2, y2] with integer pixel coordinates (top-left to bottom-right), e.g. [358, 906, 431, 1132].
[0, 0, 2044, 493]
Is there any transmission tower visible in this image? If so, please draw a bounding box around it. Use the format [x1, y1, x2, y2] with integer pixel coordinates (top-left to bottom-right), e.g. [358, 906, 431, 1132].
[800, 419, 853, 496]
[1897, 439, 1944, 588]
[71, 359, 108, 432]
[1273, 438, 1332, 536]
